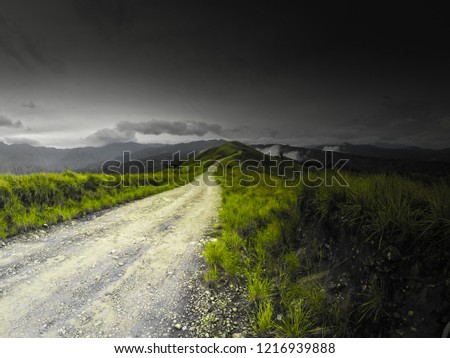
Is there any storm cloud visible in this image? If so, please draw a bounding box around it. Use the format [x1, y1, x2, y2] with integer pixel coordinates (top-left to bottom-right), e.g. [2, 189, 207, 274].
[85, 120, 227, 146]
[0, 114, 23, 128]
[0, 13, 53, 72]
[116, 120, 225, 137]
[84, 119, 284, 147]
[3, 136, 40, 146]
[0, 1, 449, 148]
[72, 0, 137, 40]
[22, 101, 38, 109]
[85, 127, 136, 146]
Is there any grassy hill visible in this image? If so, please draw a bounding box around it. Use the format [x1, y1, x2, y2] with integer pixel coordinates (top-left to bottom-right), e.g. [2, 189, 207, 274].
[196, 141, 264, 162]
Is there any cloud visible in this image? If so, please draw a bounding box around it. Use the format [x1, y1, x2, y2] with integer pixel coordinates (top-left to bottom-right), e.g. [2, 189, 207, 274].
[380, 97, 443, 122]
[260, 128, 279, 138]
[319, 97, 450, 148]
[84, 127, 136, 146]
[0, 13, 59, 73]
[84, 119, 284, 145]
[22, 101, 38, 109]
[3, 137, 40, 146]
[117, 120, 225, 137]
[360, 97, 444, 133]
[85, 119, 226, 146]
[284, 151, 307, 161]
[322, 145, 341, 152]
[72, 0, 137, 40]
[255, 145, 281, 156]
[86, 119, 282, 147]
[0, 114, 23, 128]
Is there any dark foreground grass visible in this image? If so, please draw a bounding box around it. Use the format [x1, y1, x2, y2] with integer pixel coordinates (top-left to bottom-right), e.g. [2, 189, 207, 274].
[0, 165, 204, 239]
[204, 160, 450, 337]
[301, 173, 450, 336]
[304, 173, 450, 251]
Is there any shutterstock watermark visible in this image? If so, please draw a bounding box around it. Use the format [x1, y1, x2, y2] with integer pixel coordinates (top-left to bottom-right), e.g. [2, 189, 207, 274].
[100, 150, 349, 188]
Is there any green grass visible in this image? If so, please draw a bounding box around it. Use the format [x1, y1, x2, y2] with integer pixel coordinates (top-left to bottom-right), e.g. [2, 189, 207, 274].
[359, 277, 385, 323]
[276, 300, 319, 338]
[247, 272, 275, 303]
[300, 173, 450, 335]
[203, 161, 332, 337]
[303, 173, 450, 250]
[0, 163, 205, 240]
[253, 301, 274, 336]
[203, 149, 450, 337]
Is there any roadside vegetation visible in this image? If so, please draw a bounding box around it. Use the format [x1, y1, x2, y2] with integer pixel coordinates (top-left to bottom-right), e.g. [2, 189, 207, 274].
[301, 173, 450, 337]
[1, 140, 448, 337]
[204, 143, 450, 337]
[0, 164, 204, 239]
[204, 160, 335, 337]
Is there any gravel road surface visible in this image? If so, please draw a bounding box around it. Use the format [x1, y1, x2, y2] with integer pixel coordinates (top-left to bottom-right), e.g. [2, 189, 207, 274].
[0, 169, 221, 337]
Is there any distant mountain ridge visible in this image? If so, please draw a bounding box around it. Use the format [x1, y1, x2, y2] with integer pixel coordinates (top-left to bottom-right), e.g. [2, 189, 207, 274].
[253, 143, 450, 176]
[2, 140, 450, 176]
[0, 140, 225, 174]
[308, 143, 450, 163]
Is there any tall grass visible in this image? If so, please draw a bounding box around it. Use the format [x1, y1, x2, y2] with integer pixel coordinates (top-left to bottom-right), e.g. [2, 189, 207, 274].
[204, 164, 333, 337]
[0, 164, 205, 239]
[204, 158, 450, 337]
[301, 172, 450, 335]
[303, 173, 450, 250]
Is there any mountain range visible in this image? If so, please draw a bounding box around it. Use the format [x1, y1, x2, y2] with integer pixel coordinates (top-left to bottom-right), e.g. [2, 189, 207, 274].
[253, 143, 450, 176]
[308, 143, 450, 163]
[1, 140, 449, 176]
[0, 140, 225, 174]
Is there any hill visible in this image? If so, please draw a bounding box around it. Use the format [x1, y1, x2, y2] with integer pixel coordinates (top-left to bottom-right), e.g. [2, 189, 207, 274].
[196, 141, 264, 161]
[98, 140, 227, 174]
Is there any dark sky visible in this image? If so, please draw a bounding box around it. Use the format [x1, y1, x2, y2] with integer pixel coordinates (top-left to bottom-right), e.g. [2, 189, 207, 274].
[0, 0, 449, 148]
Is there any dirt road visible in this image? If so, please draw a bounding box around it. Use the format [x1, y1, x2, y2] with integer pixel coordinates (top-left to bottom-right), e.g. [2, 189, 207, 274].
[0, 169, 221, 337]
